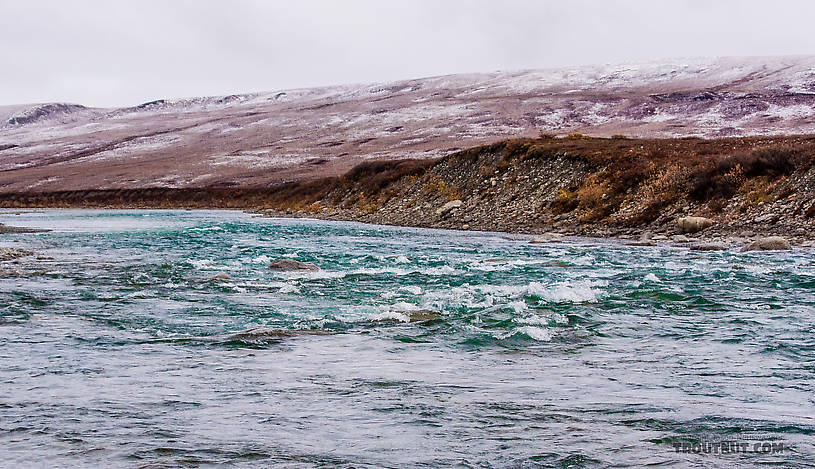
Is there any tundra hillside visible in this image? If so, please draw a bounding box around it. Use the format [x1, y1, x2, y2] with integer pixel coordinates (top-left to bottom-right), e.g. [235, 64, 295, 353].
[2, 57, 815, 193]
[3, 134, 815, 243]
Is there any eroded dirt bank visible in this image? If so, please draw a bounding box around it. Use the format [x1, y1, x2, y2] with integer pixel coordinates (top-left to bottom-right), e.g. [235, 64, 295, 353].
[2, 134, 815, 243]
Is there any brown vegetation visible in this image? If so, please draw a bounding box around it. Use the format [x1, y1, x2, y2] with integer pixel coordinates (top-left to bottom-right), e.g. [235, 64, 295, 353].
[3, 134, 815, 236]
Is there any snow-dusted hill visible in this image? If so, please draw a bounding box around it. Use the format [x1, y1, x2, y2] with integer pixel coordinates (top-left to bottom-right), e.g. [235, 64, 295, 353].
[1, 56, 814, 192]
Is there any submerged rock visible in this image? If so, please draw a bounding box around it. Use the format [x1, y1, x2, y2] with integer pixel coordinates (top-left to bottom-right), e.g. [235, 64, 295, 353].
[223, 327, 330, 344]
[406, 309, 441, 322]
[741, 236, 792, 252]
[208, 272, 232, 282]
[268, 258, 319, 272]
[374, 309, 442, 324]
[628, 240, 656, 247]
[690, 242, 729, 251]
[0, 248, 34, 262]
[529, 233, 564, 244]
[191, 271, 233, 282]
[677, 216, 714, 234]
[0, 223, 50, 234]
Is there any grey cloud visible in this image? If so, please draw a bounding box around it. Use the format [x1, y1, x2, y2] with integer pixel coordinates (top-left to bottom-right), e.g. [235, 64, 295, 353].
[1, 0, 814, 107]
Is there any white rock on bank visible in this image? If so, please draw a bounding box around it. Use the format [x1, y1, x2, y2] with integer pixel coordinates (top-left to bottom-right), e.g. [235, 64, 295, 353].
[677, 216, 714, 234]
[529, 233, 564, 244]
[435, 199, 462, 217]
[741, 236, 792, 252]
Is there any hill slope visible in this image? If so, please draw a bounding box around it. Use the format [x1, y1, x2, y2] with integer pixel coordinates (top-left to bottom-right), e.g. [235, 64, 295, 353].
[1, 56, 815, 192]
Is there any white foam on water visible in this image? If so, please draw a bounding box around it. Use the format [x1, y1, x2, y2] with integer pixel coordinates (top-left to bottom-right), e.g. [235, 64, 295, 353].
[390, 301, 423, 312]
[515, 312, 568, 326]
[124, 291, 150, 299]
[468, 263, 510, 272]
[285, 270, 347, 280]
[394, 255, 410, 264]
[662, 261, 687, 273]
[569, 254, 596, 266]
[552, 313, 568, 325]
[285, 265, 462, 280]
[370, 311, 411, 323]
[644, 273, 661, 283]
[506, 326, 554, 342]
[189, 259, 216, 270]
[251, 255, 272, 264]
[744, 264, 774, 276]
[466, 258, 549, 272]
[353, 267, 412, 276]
[399, 285, 423, 295]
[506, 300, 528, 314]
[429, 284, 497, 309]
[423, 265, 457, 276]
[527, 280, 605, 303]
[420, 279, 605, 311]
[279, 283, 301, 294]
[187, 225, 223, 232]
[131, 273, 152, 284]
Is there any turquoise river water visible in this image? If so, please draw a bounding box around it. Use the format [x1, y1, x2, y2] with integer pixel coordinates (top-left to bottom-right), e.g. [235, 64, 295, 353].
[0, 209, 813, 468]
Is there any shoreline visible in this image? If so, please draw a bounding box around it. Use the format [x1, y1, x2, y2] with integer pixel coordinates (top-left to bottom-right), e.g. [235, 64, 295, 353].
[251, 210, 812, 251]
[1, 207, 809, 253]
[2, 134, 815, 249]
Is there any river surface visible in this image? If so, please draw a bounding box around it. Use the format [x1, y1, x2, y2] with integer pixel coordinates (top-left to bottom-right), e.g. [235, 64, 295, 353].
[0, 209, 813, 468]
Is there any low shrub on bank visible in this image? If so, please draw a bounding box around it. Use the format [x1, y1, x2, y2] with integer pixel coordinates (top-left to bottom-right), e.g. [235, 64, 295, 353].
[690, 147, 805, 200]
[341, 159, 434, 195]
[5, 135, 815, 230]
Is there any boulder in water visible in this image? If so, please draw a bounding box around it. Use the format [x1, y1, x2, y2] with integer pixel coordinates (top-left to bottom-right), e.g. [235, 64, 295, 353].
[208, 272, 232, 281]
[268, 258, 319, 272]
[690, 242, 729, 251]
[677, 216, 713, 234]
[373, 309, 441, 324]
[741, 236, 792, 252]
[0, 223, 50, 234]
[0, 248, 34, 261]
[223, 327, 330, 344]
[628, 240, 656, 247]
[406, 309, 441, 323]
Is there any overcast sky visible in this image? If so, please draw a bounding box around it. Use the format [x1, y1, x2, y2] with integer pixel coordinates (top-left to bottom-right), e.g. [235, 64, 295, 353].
[2, 0, 814, 107]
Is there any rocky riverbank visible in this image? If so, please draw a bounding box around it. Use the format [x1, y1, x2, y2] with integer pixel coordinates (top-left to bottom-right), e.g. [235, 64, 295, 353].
[253, 134, 815, 247]
[3, 134, 815, 248]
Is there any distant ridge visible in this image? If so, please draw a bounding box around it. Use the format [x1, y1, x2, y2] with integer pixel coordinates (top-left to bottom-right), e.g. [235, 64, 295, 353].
[1, 56, 814, 192]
